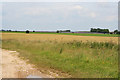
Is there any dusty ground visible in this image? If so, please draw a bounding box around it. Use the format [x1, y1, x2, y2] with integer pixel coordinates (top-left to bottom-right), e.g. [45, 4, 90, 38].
[1, 49, 56, 78]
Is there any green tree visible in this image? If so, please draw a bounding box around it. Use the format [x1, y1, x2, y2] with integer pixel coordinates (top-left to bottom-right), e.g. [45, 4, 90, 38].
[90, 28, 109, 33]
[114, 30, 118, 34]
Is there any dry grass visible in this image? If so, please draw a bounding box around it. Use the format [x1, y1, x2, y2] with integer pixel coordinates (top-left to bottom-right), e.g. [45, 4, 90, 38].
[1, 33, 118, 43]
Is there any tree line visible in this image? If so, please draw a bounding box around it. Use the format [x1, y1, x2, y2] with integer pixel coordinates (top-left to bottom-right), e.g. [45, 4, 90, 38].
[90, 28, 109, 33]
[90, 28, 120, 34]
[56, 30, 71, 33]
[1, 28, 120, 34]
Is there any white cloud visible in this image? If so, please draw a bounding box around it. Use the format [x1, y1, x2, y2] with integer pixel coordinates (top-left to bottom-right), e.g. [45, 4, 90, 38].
[73, 5, 83, 10]
[105, 15, 117, 22]
[90, 12, 97, 18]
[23, 5, 84, 17]
[24, 7, 52, 16]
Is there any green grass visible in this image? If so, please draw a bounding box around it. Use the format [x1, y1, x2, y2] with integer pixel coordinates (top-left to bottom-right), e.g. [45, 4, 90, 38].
[1, 31, 119, 37]
[2, 39, 118, 78]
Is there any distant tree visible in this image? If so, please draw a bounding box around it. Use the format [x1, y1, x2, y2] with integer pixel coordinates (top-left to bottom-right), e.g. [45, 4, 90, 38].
[8, 30, 11, 32]
[56, 30, 71, 33]
[118, 32, 120, 34]
[26, 30, 29, 33]
[114, 30, 118, 34]
[33, 31, 35, 32]
[56, 30, 59, 33]
[90, 28, 93, 32]
[66, 30, 71, 32]
[104, 29, 109, 33]
[2, 29, 5, 31]
[90, 28, 109, 33]
[109, 32, 113, 34]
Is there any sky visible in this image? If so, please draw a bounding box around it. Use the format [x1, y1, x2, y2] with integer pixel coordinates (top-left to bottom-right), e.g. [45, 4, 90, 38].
[1, 0, 120, 2]
[1, 2, 118, 31]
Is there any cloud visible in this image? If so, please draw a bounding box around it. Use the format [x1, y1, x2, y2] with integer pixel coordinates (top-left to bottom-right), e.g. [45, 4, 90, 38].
[105, 15, 117, 22]
[73, 5, 83, 10]
[90, 12, 97, 18]
[24, 7, 52, 16]
[23, 5, 84, 17]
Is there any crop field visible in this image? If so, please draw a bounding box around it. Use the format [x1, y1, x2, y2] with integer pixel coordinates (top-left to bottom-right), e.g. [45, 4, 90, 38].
[1, 33, 118, 78]
[1, 31, 119, 37]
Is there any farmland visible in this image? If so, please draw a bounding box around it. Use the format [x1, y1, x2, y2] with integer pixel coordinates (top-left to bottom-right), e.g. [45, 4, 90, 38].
[1, 31, 119, 37]
[1, 33, 118, 78]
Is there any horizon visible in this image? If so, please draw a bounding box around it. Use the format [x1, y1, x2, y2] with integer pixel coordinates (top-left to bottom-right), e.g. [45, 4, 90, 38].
[1, 28, 118, 32]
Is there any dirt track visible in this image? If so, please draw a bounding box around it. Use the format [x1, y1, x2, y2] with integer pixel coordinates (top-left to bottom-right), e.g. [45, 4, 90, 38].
[1, 49, 54, 78]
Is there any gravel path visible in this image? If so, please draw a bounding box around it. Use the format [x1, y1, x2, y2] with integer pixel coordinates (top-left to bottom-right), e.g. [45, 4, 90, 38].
[1, 49, 53, 78]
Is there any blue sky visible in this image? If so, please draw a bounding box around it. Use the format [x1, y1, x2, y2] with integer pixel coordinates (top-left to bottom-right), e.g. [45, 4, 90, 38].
[2, 2, 118, 31]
